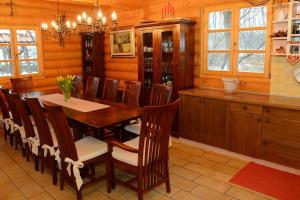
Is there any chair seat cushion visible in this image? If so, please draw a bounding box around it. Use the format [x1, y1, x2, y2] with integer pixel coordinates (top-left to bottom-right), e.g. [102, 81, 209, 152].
[124, 122, 141, 135]
[112, 137, 140, 166]
[75, 136, 107, 162]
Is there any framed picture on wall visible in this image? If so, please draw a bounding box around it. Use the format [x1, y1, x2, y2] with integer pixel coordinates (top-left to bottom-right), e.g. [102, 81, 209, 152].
[110, 27, 135, 57]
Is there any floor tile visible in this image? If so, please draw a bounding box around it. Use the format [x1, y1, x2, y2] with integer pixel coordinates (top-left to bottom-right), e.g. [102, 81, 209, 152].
[226, 186, 271, 200]
[170, 165, 200, 180]
[194, 175, 231, 193]
[191, 185, 232, 200]
[172, 190, 203, 200]
[169, 174, 197, 192]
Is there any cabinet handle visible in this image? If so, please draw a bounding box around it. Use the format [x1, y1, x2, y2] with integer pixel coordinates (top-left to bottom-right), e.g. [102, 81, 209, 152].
[243, 106, 248, 111]
[264, 119, 269, 123]
[257, 118, 261, 122]
[262, 140, 267, 146]
[265, 109, 270, 113]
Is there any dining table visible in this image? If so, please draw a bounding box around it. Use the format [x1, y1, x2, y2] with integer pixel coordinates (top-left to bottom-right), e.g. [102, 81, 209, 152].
[22, 91, 143, 139]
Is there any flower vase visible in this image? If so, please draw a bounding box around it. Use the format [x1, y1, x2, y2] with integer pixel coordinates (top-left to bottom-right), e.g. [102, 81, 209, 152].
[63, 91, 71, 102]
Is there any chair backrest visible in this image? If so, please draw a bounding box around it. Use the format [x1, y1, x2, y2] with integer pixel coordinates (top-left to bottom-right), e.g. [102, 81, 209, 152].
[149, 84, 172, 106]
[45, 105, 78, 161]
[10, 76, 33, 93]
[0, 89, 11, 119]
[11, 93, 35, 138]
[102, 78, 119, 101]
[138, 99, 180, 190]
[72, 75, 83, 98]
[25, 98, 53, 146]
[85, 76, 100, 99]
[2, 90, 22, 126]
[122, 81, 141, 107]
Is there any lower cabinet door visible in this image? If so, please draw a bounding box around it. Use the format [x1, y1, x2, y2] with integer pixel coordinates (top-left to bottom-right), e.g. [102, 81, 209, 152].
[228, 110, 262, 157]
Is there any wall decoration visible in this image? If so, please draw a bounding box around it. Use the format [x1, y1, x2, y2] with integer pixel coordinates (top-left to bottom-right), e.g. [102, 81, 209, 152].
[161, 2, 175, 20]
[110, 27, 135, 57]
[288, 55, 300, 64]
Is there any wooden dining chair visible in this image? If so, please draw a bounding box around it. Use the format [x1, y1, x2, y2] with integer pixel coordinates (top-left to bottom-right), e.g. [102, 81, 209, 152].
[122, 81, 142, 107]
[12, 93, 40, 170]
[72, 75, 84, 98]
[10, 76, 33, 93]
[0, 89, 12, 142]
[102, 78, 119, 102]
[45, 104, 109, 200]
[1, 90, 23, 150]
[85, 76, 100, 99]
[107, 99, 180, 200]
[124, 84, 173, 136]
[25, 97, 59, 184]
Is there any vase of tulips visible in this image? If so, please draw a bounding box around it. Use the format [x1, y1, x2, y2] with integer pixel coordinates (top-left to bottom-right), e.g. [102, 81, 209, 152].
[57, 75, 76, 102]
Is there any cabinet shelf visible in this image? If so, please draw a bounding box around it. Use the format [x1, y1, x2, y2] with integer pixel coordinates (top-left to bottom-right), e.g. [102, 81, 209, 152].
[272, 37, 287, 40]
[272, 20, 288, 24]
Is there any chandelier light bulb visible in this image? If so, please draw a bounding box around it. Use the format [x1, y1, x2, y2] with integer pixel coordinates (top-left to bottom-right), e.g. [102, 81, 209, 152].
[97, 10, 103, 20]
[112, 11, 117, 22]
[87, 17, 92, 25]
[72, 22, 77, 29]
[102, 16, 107, 24]
[51, 20, 56, 27]
[77, 15, 82, 23]
[82, 12, 87, 20]
[66, 21, 71, 29]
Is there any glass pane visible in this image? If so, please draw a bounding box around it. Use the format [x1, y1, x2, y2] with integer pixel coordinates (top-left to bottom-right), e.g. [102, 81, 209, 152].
[208, 53, 230, 71]
[0, 30, 12, 43]
[208, 32, 231, 50]
[209, 10, 232, 30]
[238, 53, 264, 73]
[19, 61, 39, 75]
[0, 62, 13, 77]
[18, 46, 37, 59]
[239, 30, 266, 50]
[16, 30, 36, 43]
[240, 6, 267, 28]
[0, 46, 12, 60]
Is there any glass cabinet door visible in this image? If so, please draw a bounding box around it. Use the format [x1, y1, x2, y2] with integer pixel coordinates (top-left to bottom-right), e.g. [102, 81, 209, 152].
[142, 32, 154, 88]
[158, 28, 176, 86]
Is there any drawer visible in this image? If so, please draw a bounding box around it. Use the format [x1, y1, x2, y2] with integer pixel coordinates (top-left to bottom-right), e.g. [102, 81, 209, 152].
[264, 107, 300, 121]
[230, 102, 263, 115]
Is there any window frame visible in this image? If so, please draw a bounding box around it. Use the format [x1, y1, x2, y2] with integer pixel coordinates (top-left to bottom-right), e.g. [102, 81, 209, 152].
[0, 26, 44, 80]
[202, 2, 271, 79]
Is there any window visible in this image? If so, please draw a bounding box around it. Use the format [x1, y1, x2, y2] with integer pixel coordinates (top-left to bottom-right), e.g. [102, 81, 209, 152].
[0, 27, 43, 78]
[204, 3, 270, 78]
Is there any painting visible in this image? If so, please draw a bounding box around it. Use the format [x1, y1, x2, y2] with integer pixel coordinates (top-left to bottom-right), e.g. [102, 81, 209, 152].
[110, 27, 135, 57]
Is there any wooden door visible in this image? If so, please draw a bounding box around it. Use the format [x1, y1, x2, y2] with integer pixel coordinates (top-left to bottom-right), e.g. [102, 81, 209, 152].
[179, 95, 207, 142]
[204, 98, 228, 148]
[228, 103, 262, 157]
[138, 28, 157, 105]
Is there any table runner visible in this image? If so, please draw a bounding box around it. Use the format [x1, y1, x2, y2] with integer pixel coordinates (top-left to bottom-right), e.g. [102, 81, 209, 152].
[38, 93, 110, 113]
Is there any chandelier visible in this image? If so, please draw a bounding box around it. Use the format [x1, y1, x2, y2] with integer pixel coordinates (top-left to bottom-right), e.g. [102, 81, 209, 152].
[76, 0, 118, 36]
[41, 0, 76, 46]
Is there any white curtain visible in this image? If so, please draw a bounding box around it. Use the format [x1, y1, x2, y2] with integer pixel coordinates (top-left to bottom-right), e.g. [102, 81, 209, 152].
[245, 0, 271, 5]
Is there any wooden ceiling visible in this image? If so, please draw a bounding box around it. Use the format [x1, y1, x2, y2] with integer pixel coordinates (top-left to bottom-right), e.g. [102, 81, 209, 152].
[46, 0, 149, 9]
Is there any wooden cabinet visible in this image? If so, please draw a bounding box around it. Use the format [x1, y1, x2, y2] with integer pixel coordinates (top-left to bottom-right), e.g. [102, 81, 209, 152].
[81, 33, 105, 96]
[179, 95, 228, 148]
[228, 103, 262, 158]
[135, 19, 195, 105]
[261, 107, 300, 168]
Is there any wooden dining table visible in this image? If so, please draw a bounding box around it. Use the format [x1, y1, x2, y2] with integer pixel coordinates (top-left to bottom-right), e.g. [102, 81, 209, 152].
[23, 91, 143, 131]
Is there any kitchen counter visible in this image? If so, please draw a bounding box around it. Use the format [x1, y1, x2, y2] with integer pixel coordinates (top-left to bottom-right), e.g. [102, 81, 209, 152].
[179, 88, 300, 111]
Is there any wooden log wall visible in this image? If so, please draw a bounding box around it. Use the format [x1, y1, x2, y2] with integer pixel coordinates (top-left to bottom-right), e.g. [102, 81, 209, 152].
[0, 0, 94, 91]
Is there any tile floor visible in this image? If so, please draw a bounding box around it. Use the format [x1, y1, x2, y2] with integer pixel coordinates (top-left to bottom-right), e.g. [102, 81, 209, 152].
[0, 129, 275, 200]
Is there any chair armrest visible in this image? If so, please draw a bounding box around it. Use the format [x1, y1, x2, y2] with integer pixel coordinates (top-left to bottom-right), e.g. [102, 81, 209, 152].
[106, 138, 139, 154]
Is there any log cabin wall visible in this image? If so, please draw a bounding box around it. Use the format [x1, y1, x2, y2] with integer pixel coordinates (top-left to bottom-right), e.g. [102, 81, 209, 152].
[0, 0, 94, 91]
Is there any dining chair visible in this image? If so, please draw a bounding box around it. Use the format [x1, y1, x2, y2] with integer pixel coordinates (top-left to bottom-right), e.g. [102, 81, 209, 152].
[1, 90, 23, 150]
[10, 76, 33, 93]
[26, 97, 59, 184]
[12, 93, 41, 169]
[102, 78, 119, 102]
[107, 99, 180, 200]
[72, 75, 84, 98]
[0, 89, 13, 142]
[85, 76, 100, 99]
[45, 104, 109, 200]
[122, 81, 142, 107]
[124, 84, 172, 136]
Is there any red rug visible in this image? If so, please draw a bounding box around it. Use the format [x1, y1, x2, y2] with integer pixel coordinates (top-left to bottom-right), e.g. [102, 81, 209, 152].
[230, 162, 300, 200]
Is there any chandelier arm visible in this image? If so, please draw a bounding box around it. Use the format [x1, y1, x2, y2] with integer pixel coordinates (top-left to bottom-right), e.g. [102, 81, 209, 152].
[57, 0, 60, 15]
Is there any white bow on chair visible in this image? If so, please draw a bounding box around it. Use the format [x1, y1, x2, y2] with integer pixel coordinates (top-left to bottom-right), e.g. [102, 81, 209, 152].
[65, 157, 84, 190]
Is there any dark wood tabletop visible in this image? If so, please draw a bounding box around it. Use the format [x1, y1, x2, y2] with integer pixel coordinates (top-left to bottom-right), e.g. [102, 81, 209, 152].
[22, 91, 143, 129]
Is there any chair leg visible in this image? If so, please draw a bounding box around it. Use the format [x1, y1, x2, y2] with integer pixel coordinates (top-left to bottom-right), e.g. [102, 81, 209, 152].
[4, 126, 7, 141]
[35, 155, 39, 171]
[9, 134, 13, 146]
[15, 135, 19, 150]
[165, 164, 171, 193]
[76, 190, 82, 200]
[60, 167, 65, 190]
[111, 161, 116, 189]
[137, 173, 143, 200]
[52, 157, 57, 185]
[105, 157, 112, 193]
[41, 155, 45, 174]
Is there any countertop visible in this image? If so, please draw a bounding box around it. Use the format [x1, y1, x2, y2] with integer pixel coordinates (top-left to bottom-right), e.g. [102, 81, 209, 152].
[179, 88, 300, 111]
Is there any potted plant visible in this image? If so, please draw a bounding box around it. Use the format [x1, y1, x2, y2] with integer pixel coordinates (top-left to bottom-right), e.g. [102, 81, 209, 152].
[57, 75, 76, 102]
